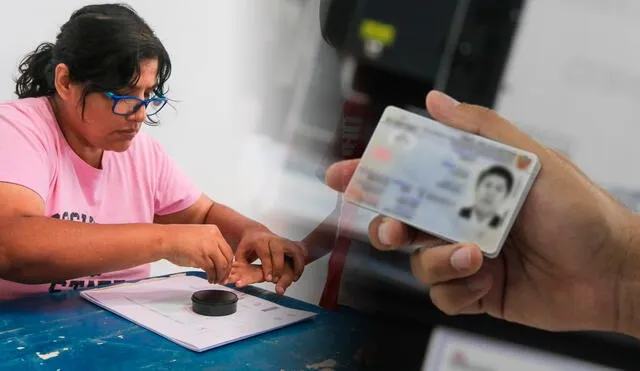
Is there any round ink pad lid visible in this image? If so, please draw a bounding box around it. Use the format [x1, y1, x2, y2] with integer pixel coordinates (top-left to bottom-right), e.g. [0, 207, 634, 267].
[191, 289, 238, 317]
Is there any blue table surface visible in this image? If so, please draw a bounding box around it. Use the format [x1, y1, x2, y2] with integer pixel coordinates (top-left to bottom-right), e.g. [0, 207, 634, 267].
[0, 272, 371, 371]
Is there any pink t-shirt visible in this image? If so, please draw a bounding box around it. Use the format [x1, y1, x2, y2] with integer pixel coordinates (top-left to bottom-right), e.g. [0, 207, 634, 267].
[0, 97, 202, 300]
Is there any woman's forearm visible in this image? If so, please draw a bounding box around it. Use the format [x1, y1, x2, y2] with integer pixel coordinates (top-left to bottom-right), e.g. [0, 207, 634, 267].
[0, 216, 168, 284]
[204, 202, 269, 249]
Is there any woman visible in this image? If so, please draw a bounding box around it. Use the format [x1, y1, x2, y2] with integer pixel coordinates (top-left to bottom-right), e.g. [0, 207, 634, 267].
[0, 3, 305, 300]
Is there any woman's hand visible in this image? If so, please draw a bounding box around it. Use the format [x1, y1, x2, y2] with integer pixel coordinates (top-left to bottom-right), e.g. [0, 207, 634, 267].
[162, 224, 234, 284]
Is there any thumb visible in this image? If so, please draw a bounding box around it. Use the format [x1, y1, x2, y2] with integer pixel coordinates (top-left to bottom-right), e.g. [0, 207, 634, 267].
[325, 159, 360, 193]
[425, 90, 550, 161]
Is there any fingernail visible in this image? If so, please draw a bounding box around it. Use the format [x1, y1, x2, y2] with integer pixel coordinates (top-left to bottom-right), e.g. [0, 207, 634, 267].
[266, 274, 272, 281]
[467, 274, 488, 291]
[431, 90, 460, 117]
[450, 246, 471, 271]
[378, 218, 392, 245]
[433, 90, 460, 106]
[236, 281, 244, 286]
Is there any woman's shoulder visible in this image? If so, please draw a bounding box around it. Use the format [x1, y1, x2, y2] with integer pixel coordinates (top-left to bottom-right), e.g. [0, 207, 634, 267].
[0, 97, 58, 136]
[0, 97, 58, 148]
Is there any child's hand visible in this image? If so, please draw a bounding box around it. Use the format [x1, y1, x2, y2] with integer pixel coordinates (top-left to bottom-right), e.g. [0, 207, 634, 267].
[225, 258, 297, 295]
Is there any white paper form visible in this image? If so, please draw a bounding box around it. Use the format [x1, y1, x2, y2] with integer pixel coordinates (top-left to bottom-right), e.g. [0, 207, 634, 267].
[80, 275, 317, 352]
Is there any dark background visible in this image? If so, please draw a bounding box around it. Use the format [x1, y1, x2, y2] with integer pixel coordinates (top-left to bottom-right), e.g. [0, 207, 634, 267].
[319, 1, 640, 370]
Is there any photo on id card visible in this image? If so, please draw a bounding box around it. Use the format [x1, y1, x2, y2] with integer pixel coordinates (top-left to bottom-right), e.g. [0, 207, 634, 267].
[344, 106, 540, 257]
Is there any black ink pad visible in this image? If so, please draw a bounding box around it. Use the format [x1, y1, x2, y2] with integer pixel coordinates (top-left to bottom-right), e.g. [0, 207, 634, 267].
[191, 289, 238, 316]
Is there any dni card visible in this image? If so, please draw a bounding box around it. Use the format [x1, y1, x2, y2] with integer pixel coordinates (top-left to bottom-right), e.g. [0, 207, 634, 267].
[343, 106, 541, 258]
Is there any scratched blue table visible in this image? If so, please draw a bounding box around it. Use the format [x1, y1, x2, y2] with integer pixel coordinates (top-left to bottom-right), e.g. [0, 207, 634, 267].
[0, 272, 370, 371]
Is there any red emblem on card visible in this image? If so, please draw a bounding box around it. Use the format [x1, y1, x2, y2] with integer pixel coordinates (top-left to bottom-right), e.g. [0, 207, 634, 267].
[516, 155, 532, 170]
[372, 146, 392, 162]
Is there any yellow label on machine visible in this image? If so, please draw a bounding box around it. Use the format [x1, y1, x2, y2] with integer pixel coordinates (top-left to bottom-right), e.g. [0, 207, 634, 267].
[359, 19, 396, 46]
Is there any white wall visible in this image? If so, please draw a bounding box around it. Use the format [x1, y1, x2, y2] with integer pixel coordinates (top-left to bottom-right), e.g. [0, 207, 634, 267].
[0, 0, 342, 304]
[495, 0, 640, 192]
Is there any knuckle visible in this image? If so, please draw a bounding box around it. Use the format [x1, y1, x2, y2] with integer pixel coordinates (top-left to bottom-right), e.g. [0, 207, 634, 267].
[219, 261, 228, 272]
[199, 250, 209, 261]
[252, 237, 268, 250]
[298, 244, 309, 258]
[429, 288, 457, 316]
[290, 249, 304, 260]
[410, 251, 429, 284]
[411, 249, 438, 284]
[460, 103, 494, 120]
[207, 225, 221, 235]
[425, 253, 448, 279]
[459, 103, 502, 134]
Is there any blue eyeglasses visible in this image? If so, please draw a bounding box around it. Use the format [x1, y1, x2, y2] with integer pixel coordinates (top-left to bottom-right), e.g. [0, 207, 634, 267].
[104, 92, 168, 117]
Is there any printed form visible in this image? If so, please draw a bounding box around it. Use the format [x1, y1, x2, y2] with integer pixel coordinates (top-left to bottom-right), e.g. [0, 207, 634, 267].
[80, 275, 317, 352]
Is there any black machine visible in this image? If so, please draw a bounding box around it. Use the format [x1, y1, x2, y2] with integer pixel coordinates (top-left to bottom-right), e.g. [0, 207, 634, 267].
[317, 1, 640, 370]
[320, 0, 523, 111]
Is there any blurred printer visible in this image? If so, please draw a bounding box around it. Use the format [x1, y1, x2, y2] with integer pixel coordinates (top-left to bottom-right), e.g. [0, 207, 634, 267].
[320, 0, 523, 111]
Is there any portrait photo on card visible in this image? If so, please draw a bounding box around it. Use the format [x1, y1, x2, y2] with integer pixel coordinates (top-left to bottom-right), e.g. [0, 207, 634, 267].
[458, 164, 515, 229]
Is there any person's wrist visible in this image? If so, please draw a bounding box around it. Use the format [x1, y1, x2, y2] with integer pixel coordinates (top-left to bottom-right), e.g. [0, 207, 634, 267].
[294, 240, 310, 265]
[155, 224, 176, 261]
[615, 213, 640, 339]
[240, 223, 271, 240]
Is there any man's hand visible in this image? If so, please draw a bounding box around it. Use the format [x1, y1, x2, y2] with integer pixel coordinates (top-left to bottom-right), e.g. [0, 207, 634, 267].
[324, 90, 640, 336]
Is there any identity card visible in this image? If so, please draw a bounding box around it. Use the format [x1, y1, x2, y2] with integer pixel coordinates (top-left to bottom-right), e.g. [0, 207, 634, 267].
[343, 106, 541, 257]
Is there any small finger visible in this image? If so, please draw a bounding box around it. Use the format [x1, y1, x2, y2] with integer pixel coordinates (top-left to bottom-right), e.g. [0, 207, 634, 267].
[429, 273, 492, 316]
[211, 245, 229, 284]
[223, 273, 236, 285]
[225, 262, 244, 283]
[410, 243, 483, 285]
[217, 236, 234, 264]
[235, 266, 265, 287]
[269, 239, 285, 282]
[276, 273, 295, 295]
[204, 256, 218, 284]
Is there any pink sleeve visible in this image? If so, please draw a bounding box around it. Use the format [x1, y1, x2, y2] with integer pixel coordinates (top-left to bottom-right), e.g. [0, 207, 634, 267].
[150, 139, 202, 216]
[0, 109, 52, 202]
